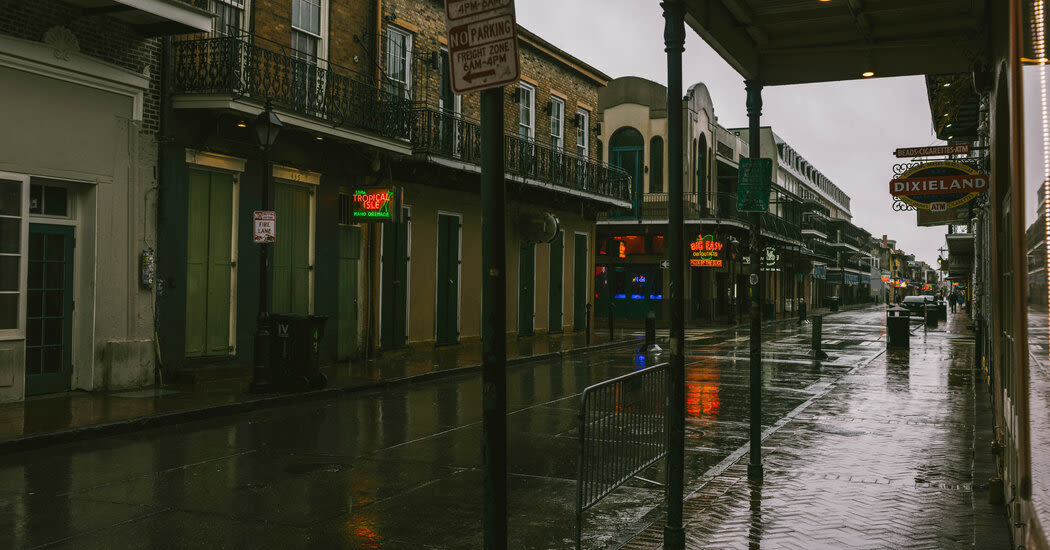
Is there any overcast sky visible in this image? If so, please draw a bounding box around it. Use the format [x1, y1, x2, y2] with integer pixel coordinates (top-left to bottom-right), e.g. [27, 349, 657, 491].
[516, 0, 1046, 270]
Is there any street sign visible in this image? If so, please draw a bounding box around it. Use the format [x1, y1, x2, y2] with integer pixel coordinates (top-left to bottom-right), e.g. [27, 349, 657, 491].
[894, 144, 970, 158]
[253, 211, 275, 243]
[444, 0, 521, 94]
[737, 158, 772, 212]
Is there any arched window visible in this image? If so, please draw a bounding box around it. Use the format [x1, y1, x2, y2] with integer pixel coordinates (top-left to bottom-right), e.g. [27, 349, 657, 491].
[649, 136, 664, 193]
[697, 134, 708, 198]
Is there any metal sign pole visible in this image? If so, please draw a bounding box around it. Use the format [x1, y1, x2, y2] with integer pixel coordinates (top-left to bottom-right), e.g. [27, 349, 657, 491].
[662, 1, 686, 548]
[480, 86, 508, 550]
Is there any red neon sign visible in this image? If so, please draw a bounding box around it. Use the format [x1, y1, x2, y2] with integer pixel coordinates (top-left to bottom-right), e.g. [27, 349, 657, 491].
[351, 187, 400, 222]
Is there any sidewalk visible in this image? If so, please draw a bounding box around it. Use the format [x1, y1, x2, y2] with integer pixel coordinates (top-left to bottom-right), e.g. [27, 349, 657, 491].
[0, 329, 634, 452]
[622, 310, 1011, 549]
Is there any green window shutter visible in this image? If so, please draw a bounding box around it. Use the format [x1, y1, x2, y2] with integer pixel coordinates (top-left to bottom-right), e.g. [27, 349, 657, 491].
[205, 173, 233, 354]
[185, 169, 234, 357]
[184, 170, 210, 357]
[273, 182, 312, 315]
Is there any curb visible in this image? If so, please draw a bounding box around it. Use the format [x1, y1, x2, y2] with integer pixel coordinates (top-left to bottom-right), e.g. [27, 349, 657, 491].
[0, 338, 640, 454]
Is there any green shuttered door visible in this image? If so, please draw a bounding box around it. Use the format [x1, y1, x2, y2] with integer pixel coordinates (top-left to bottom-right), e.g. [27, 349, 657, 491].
[548, 231, 563, 333]
[273, 182, 311, 314]
[436, 214, 459, 345]
[519, 242, 535, 337]
[574, 233, 588, 331]
[185, 170, 233, 357]
[337, 225, 360, 359]
[381, 207, 410, 349]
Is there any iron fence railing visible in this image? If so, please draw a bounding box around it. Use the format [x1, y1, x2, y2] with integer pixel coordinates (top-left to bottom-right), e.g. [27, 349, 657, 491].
[172, 34, 414, 141]
[575, 362, 669, 549]
[413, 107, 632, 203]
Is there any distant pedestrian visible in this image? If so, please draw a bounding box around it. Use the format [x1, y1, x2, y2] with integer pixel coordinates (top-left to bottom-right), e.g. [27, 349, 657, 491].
[949, 293, 957, 313]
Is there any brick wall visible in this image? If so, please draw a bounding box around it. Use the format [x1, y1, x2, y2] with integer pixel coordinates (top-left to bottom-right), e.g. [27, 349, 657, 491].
[0, 0, 162, 134]
[253, 0, 374, 78]
[383, 0, 605, 162]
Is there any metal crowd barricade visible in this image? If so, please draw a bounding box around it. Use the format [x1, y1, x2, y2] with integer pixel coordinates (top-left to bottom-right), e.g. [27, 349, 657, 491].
[575, 362, 670, 549]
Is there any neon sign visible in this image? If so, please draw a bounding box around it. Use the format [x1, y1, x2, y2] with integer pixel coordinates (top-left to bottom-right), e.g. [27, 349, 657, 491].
[351, 187, 402, 222]
[690, 234, 723, 267]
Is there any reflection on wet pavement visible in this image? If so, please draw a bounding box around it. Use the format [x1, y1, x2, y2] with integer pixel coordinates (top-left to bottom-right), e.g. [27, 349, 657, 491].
[0, 306, 1007, 549]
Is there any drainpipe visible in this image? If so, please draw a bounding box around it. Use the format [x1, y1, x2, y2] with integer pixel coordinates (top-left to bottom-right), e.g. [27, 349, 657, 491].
[375, 0, 383, 85]
[156, 36, 176, 383]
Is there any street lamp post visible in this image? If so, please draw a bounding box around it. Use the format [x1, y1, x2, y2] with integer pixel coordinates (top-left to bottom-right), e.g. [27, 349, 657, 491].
[251, 101, 283, 392]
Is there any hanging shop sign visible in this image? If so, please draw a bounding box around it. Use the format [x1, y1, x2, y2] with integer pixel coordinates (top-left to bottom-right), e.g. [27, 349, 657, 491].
[893, 144, 971, 158]
[812, 264, 827, 280]
[689, 234, 723, 267]
[888, 161, 988, 211]
[737, 158, 773, 212]
[916, 205, 971, 227]
[519, 212, 559, 243]
[350, 187, 402, 222]
[762, 246, 779, 271]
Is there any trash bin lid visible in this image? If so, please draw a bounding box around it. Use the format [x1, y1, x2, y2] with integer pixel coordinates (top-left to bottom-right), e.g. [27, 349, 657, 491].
[887, 306, 909, 316]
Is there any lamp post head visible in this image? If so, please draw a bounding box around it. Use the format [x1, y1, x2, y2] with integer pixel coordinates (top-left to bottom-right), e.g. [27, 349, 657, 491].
[254, 102, 283, 148]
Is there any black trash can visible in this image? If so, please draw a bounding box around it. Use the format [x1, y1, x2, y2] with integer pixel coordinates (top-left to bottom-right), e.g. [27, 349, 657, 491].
[829, 296, 840, 312]
[269, 313, 329, 391]
[924, 303, 938, 328]
[887, 306, 910, 348]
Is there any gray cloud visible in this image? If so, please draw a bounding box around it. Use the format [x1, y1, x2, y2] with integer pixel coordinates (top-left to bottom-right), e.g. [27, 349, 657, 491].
[516, 0, 1042, 268]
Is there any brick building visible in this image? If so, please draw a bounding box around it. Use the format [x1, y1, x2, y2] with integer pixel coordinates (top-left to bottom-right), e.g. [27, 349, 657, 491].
[0, 0, 211, 403]
[157, 0, 629, 375]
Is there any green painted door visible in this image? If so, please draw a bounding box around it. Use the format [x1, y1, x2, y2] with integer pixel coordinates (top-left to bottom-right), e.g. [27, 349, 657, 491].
[25, 224, 74, 396]
[337, 225, 360, 359]
[548, 231, 563, 333]
[573, 233, 588, 331]
[436, 213, 460, 345]
[273, 182, 311, 314]
[381, 207, 410, 349]
[185, 169, 233, 357]
[518, 241, 535, 337]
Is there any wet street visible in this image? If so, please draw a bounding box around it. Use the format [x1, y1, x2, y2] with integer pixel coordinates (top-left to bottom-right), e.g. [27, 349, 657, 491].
[0, 306, 1005, 549]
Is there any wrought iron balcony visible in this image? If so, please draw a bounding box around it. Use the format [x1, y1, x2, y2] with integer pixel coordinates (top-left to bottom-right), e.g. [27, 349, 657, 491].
[413, 107, 632, 204]
[172, 34, 413, 141]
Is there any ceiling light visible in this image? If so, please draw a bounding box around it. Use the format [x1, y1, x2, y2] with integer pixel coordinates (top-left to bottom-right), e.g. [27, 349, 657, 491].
[948, 135, 954, 139]
[861, 54, 874, 78]
[236, 121, 247, 128]
[316, 136, 324, 141]
[943, 82, 951, 87]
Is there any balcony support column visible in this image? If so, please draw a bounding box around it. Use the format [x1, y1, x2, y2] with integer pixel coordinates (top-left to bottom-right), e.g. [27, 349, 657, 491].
[662, 2, 686, 548]
[746, 79, 764, 481]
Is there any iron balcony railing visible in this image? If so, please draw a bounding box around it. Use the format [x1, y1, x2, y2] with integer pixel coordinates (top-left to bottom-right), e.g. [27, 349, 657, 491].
[413, 107, 632, 203]
[172, 33, 414, 141]
[626, 192, 802, 241]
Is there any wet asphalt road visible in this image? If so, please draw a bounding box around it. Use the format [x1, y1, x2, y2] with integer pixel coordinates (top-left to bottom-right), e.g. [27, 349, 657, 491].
[0, 306, 894, 549]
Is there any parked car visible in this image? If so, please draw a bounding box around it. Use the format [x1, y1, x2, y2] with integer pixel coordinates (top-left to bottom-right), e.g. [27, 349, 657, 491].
[901, 295, 934, 318]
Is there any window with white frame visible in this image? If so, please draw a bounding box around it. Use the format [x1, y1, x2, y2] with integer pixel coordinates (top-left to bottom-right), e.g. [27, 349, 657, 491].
[0, 174, 27, 333]
[518, 83, 535, 139]
[550, 96, 564, 150]
[213, 0, 245, 36]
[576, 107, 590, 157]
[291, 0, 321, 63]
[385, 27, 413, 98]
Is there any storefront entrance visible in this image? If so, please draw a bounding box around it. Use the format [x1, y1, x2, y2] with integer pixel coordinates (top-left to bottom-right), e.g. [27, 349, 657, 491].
[24, 224, 74, 396]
